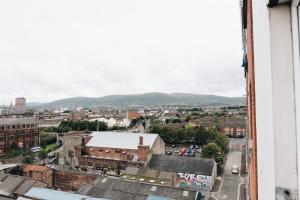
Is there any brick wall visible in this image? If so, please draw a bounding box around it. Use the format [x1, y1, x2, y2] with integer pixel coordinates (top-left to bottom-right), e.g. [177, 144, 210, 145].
[54, 170, 97, 191]
[246, 0, 258, 199]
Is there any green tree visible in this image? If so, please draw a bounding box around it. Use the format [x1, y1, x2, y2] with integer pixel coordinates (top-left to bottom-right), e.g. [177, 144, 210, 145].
[213, 134, 229, 152]
[38, 149, 48, 159]
[23, 154, 34, 164]
[202, 143, 223, 164]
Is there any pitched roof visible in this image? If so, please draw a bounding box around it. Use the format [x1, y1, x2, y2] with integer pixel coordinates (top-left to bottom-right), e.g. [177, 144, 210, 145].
[147, 154, 215, 176]
[127, 111, 140, 120]
[25, 187, 106, 200]
[0, 174, 44, 197]
[78, 176, 198, 200]
[85, 132, 159, 150]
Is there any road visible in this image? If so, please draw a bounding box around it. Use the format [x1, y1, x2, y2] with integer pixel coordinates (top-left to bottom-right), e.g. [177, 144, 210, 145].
[213, 138, 246, 200]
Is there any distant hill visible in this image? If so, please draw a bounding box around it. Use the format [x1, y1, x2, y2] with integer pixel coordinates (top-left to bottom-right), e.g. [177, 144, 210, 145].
[27, 92, 245, 108]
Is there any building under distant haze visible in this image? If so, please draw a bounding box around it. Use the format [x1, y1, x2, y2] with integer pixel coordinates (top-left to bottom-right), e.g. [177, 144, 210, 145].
[15, 97, 26, 114]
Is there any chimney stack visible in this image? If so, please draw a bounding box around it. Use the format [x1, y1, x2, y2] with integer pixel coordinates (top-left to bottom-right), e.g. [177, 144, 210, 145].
[139, 136, 143, 145]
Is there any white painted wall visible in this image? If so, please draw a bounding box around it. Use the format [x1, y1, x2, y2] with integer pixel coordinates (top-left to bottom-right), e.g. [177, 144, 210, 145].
[291, 1, 300, 197]
[252, 1, 276, 199]
[253, 0, 299, 199]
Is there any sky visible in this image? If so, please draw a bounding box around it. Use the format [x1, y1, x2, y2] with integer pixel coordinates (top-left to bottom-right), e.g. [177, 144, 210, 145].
[0, 0, 245, 104]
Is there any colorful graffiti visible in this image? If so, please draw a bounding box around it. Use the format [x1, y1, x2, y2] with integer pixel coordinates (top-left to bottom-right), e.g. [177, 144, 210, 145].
[176, 173, 212, 192]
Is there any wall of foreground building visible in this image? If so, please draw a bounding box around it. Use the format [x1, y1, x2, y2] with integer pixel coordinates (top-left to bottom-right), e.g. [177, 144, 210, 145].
[251, 0, 300, 199]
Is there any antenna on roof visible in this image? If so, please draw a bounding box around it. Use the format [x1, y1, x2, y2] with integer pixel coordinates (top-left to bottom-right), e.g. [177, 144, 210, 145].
[7, 101, 12, 117]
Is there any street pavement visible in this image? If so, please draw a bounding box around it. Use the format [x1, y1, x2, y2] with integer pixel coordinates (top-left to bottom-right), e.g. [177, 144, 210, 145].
[212, 138, 246, 200]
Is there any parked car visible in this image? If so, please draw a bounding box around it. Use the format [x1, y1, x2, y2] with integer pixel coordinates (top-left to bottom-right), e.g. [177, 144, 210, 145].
[166, 151, 172, 155]
[178, 148, 186, 156]
[172, 144, 176, 148]
[196, 149, 202, 153]
[189, 151, 196, 157]
[174, 149, 180, 153]
[232, 165, 239, 174]
[195, 145, 199, 149]
[189, 145, 194, 149]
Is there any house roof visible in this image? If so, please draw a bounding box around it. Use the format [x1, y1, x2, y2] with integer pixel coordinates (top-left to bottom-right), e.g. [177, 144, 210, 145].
[85, 132, 159, 150]
[23, 164, 50, 173]
[78, 176, 198, 200]
[147, 154, 215, 176]
[25, 187, 106, 200]
[0, 174, 43, 197]
[127, 111, 140, 120]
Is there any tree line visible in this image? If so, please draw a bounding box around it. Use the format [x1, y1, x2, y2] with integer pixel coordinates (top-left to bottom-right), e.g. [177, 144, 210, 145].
[42, 120, 109, 133]
[149, 125, 229, 164]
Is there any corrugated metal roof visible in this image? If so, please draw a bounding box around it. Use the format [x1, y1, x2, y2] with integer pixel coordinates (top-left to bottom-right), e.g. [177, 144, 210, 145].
[147, 195, 172, 200]
[25, 187, 107, 200]
[86, 132, 158, 150]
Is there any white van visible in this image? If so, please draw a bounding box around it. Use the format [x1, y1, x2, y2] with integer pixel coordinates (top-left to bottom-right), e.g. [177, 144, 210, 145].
[232, 164, 239, 174]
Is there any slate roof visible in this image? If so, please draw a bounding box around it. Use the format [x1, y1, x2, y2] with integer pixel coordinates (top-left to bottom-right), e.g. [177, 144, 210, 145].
[0, 174, 44, 198]
[147, 154, 215, 176]
[78, 176, 198, 200]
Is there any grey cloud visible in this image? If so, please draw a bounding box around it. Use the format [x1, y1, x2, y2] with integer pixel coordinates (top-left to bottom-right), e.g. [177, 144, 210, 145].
[0, 0, 245, 104]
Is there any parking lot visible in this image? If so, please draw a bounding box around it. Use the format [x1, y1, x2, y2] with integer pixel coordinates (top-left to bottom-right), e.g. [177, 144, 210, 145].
[165, 144, 202, 158]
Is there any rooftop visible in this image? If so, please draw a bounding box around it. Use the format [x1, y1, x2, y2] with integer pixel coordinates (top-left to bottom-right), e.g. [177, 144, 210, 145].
[86, 131, 159, 150]
[0, 174, 44, 198]
[147, 154, 215, 176]
[0, 117, 37, 125]
[25, 187, 107, 200]
[78, 176, 199, 200]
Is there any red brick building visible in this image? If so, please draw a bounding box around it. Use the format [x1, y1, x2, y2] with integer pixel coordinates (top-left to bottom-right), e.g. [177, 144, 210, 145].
[23, 164, 53, 188]
[0, 117, 40, 154]
[127, 111, 140, 120]
[62, 131, 165, 170]
[241, 0, 258, 198]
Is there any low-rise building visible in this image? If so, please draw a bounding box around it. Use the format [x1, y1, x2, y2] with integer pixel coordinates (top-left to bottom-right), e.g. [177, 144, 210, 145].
[59, 131, 91, 166]
[23, 164, 53, 187]
[126, 154, 217, 194]
[61, 131, 165, 170]
[220, 119, 246, 137]
[0, 173, 46, 199]
[78, 176, 202, 200]
[24, 187, 107, 200]
[127, 111, 140, 121]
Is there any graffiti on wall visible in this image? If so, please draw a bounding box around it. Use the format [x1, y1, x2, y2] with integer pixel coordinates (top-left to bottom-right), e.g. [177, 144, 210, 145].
[176, 173, 211, 192]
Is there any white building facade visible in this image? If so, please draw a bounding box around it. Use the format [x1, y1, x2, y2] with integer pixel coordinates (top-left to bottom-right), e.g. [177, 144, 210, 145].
[250, 0, 300, 199]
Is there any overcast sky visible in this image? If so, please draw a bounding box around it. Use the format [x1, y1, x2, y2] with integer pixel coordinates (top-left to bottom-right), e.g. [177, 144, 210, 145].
[0, 0, 245, 104]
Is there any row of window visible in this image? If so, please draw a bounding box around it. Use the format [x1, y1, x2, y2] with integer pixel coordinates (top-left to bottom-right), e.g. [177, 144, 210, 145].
[0, 124, 36, 130]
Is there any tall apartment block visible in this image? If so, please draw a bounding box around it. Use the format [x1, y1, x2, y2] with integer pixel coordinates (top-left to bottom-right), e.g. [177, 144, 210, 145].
[0, 117, 40, 155]
[241, 0, 300, 199]
[15, 97, 26, 114]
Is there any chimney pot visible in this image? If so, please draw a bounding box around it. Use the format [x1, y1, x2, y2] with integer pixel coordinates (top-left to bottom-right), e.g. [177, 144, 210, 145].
[139, 136, 143, 145]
